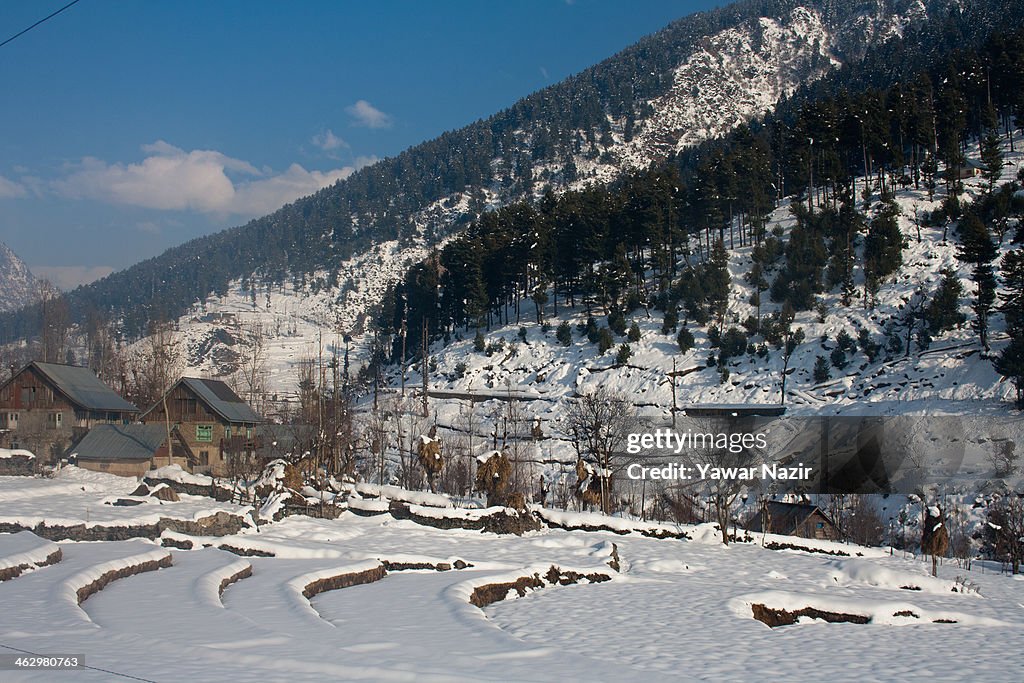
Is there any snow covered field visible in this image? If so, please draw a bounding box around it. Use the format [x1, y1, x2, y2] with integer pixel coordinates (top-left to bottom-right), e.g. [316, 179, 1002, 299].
[0, 467, 249, 531]
[0, 474, 1022, 682]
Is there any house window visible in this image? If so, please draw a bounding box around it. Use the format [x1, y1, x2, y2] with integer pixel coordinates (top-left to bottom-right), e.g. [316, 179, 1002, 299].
[47, 412, 62, 429]
[55, 412, 62, 427]
[246, 427, 252, 440]
[816, 522, 825, 529]
[199, 450, 209, 466]
[8, 413, 17, 429]
[225, 426, 232, 440]
[196, 425, 213, 442]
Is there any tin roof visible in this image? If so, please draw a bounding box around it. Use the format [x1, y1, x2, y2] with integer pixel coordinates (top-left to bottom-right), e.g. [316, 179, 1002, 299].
[29, 362, 138, 413]
[69, 424, 169, 461]
[179, 377, 262, 424]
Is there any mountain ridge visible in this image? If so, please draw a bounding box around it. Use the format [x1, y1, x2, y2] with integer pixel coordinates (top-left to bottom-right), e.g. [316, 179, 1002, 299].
[0, 0, 974, 342]
[0, 241, 37, 314]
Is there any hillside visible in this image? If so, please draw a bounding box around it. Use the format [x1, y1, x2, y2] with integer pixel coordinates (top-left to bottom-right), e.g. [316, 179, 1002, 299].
[394, 142, 1024, 495]
[0, 0, 998, 342]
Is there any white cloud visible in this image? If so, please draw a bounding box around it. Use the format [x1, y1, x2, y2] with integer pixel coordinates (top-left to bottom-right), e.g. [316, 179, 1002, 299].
[0, 175, 27, 198]
[230, 163, 354, 216]
[312, 129, 347, 152]
[346, 100, 393, 129]
[53, 141, 369, 217]
[30, 265, 115, 291]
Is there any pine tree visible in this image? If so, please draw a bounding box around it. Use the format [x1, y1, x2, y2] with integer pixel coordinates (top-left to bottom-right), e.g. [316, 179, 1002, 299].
[864, 194, 904, 283]
[958, 214, 998, 350]
[615, 343, 632, 366]
[704, 238, 731, 323]
[995, 337, 1024, 408]
[556, 321, 573, 347]
[979, 126, 1004, 193]
[997, 249, 1024, 406]
[677, 327, 695, 353]
[924, 267, 966, 335]
[813, 355, 831, 383]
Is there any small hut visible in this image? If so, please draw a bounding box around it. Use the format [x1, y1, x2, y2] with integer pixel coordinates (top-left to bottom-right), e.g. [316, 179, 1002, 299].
[746, 501, 840, 541]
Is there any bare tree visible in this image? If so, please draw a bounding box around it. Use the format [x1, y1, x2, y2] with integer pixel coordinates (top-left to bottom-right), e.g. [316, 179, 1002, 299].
[990, 440, 1019, 478]
[361, 393, 396, 484]
[983, 496, 1024, 574]
[843, 494, 886, 546]
[676, 416, 764, 545]
[491, 390, 535, 499]
[37, 280, 70, 364]
[295, 353, 318, 425]
[239, 321, 268, 414]
[565, 387, 636, 514]
[778, 305, 804, 406]
[126, 321, 182, 411]
[126, 321, 182, 467]
[84, 309, 126, 388]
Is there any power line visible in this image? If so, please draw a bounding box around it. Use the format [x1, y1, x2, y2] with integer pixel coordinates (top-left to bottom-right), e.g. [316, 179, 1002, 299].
[0, 0, 83, 51]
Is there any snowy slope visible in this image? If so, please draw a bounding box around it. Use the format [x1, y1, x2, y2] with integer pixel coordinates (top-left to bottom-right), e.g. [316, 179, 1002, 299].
[152, 2, 936, 391]
[376, 140, 1024, 502]
[0, 241, 36, 313]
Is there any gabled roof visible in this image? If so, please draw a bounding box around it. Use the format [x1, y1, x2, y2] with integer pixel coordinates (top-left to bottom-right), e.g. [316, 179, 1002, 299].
[69, 424, 171, 461]
[746, 501, 835, 534]
[146, 377, 262, 424]
[15, 362, 138, 413]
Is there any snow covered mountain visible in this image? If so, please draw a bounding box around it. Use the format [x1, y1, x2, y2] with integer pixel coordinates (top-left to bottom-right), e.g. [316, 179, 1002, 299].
[0, 241, 36, 313]
[2, 0, 981, 344]
[131, 0, 973, 381]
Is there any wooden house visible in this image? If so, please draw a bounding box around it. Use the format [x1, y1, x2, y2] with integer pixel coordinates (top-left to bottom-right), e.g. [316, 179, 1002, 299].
[140, 377, 262, 476]
[69, 424, 194, 478]
[945, 158, 988, 180]
[0, 361, 138, 463]
[746, 500, 840, 541]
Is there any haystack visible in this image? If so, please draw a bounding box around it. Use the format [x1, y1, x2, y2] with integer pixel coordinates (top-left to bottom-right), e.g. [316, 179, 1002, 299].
[476, 451, 512, 507]
[416, 435, 444, 492]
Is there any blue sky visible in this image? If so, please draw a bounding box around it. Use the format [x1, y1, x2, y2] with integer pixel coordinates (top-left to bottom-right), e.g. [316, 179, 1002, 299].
[0, 0, 727, 289]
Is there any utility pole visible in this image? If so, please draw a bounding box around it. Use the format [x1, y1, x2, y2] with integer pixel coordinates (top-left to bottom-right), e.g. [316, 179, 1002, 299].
[421, 316, 429, 418]
[400, 300, 408, 397]
[671, 357, 678, 429]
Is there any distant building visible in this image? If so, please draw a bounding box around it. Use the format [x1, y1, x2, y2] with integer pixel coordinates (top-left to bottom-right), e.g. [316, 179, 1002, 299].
[746, 501, 840, 541]
[682, 404, 786, 418]
[69, 424, 194, 478]
[946, 158, 988, 180]
[140, 377, 262, 477]
[0, 361, 138, 462]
